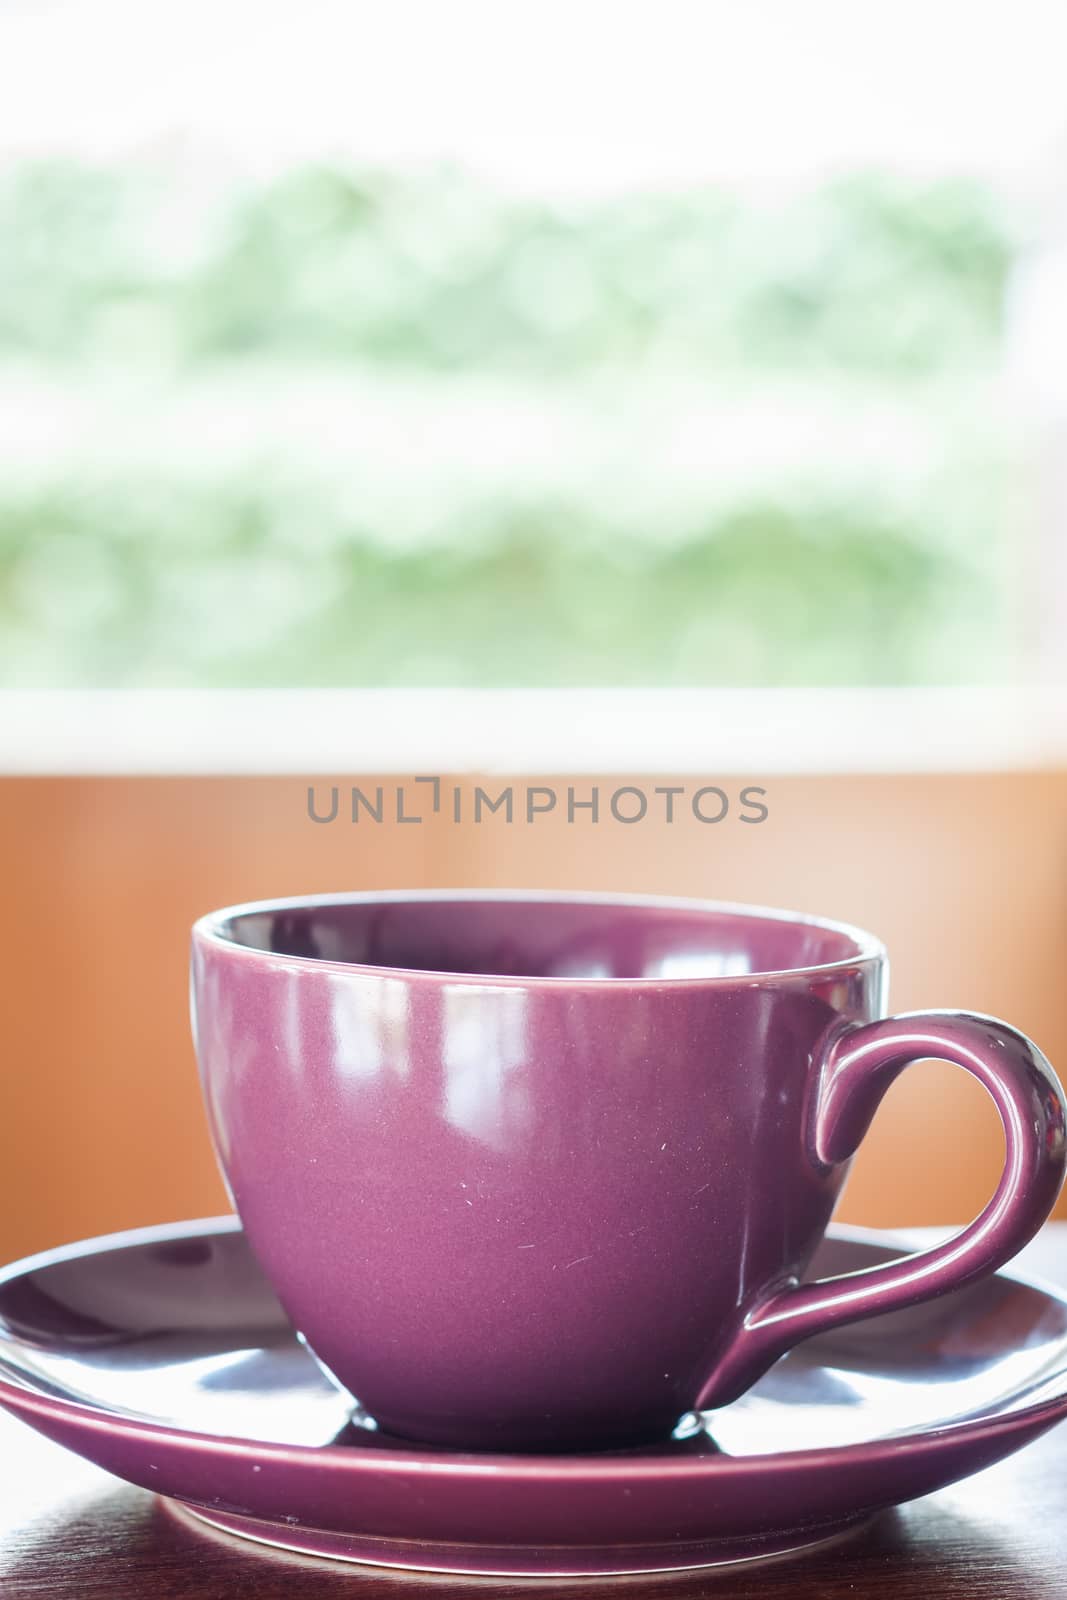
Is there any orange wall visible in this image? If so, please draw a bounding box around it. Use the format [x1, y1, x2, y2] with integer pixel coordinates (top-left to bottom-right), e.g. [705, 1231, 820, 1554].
[2, 770, 1066, 1263]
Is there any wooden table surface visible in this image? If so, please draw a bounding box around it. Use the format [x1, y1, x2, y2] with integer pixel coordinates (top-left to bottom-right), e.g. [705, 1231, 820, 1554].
[2, 1226, 1067, 1599]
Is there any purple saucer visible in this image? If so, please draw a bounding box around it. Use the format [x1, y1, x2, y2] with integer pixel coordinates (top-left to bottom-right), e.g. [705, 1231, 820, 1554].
[1, 1218, 1066, 1576]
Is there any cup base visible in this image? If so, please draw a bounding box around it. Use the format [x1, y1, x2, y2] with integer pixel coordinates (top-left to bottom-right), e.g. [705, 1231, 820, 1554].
[364, 1408, 689, 1455]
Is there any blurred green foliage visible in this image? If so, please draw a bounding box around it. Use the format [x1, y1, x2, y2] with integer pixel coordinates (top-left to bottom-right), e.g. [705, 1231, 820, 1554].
[0, 161, 1017, 685]
[0, 162, 1011, 372]
[0, 475, 998, 687]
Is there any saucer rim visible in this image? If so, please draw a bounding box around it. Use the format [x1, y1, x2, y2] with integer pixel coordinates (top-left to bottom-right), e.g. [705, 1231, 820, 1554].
[2, 1215, 1067, 1483]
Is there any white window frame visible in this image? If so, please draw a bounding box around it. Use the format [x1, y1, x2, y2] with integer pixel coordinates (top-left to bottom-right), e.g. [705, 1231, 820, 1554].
[1, 687, 1064, 775]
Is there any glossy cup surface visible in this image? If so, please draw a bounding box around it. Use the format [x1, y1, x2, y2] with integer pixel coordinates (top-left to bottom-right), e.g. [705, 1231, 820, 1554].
[191, 891, 890, 1450]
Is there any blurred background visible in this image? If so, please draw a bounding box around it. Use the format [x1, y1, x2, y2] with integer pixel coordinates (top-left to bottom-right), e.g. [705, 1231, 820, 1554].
[1, 0, 1066, 1259]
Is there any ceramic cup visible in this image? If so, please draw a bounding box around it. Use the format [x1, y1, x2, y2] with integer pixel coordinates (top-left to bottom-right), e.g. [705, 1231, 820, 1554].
[191, 890, 1067, 1453]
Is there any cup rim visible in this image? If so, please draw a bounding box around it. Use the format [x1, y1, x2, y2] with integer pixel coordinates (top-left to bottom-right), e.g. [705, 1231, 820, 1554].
[191, 888, 887, 990]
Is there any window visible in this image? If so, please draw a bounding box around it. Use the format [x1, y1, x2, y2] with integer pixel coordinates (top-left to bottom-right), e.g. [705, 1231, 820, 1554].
[1, 0, 1064, 689]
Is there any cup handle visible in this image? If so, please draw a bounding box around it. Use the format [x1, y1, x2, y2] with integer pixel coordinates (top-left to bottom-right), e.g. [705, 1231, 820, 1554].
[693, 1011, 1067, 1412]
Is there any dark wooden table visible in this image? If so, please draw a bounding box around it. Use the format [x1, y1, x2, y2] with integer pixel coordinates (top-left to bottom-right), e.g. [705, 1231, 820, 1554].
[2, 1227, 1067, 1599]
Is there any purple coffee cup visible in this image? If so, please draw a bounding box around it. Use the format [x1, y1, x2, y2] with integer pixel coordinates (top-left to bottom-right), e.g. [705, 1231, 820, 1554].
[191, 889, 1066, 1453]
